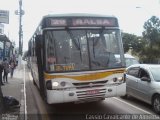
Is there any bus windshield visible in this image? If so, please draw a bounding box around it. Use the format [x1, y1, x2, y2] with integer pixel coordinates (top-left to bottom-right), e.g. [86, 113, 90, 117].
[45, 29, 123, 72]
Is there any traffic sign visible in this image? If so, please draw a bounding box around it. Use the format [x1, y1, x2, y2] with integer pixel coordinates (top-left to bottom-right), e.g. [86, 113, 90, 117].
[0, 10, 9, 24]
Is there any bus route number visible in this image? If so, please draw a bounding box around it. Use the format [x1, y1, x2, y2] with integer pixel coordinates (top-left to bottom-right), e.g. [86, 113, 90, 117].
[55, 63, 75, 71]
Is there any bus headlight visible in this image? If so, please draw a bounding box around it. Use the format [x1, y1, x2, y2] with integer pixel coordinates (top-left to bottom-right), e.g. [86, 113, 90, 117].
[113, 77, 117, 82]
[52, 82, 59, 87]
[117, 77, 124, 82]
[46, 81, 59, 90]
[60, 81, 66, 87]
[46, 80, 67, 90]
[113, 77, 124, 83]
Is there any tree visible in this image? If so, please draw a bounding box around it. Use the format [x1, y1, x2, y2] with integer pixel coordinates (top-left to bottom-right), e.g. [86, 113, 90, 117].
[122, 32, 133, 53]
[122, 16, 160, 63]
[142, 16, 160, 63]
[122, 32, 144, 54]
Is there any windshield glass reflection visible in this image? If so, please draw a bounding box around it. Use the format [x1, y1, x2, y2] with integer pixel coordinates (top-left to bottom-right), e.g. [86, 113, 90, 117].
[150, 67, 160, 81]
[45, 29, 123, 72]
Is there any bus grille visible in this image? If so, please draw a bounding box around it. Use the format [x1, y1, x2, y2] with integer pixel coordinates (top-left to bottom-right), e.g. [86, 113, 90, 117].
[76, 89, 106, 101]
[72, 80, 108, 89]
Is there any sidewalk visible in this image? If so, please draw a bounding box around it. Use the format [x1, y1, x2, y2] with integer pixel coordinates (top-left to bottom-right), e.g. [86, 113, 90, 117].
[1, 64, 25, 120]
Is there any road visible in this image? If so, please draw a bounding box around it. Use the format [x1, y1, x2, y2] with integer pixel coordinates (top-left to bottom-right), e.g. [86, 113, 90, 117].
[23, 65, 160, 120]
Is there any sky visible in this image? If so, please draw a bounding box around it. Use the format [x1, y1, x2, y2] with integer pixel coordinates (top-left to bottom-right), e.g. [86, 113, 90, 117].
[0, 0, 160, 51]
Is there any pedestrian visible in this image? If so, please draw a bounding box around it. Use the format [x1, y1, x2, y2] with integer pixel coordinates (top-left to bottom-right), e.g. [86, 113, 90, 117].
[2, 58, 10, 83]
[0, 61, 4, 85]
[9, 58, 16, 78]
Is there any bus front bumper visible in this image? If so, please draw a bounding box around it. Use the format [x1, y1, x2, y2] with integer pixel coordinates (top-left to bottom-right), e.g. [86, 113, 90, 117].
[46, 83, 126, 104]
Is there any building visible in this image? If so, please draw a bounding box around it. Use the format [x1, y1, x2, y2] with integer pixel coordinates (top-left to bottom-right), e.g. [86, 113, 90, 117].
[0, 34, 13, 61]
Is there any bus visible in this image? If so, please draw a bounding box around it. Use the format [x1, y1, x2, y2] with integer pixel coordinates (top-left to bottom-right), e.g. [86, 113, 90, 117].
[28, 13, 126, 104]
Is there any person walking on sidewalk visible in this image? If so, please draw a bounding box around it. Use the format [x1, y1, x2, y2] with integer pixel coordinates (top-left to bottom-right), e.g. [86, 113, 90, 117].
[9, 58, 16, 78]
[2, 58, 10, 83]
[0, 62, 4, 85]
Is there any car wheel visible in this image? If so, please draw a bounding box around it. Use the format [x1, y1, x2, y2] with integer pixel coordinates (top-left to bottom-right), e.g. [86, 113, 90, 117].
[152, 95, 160, 114]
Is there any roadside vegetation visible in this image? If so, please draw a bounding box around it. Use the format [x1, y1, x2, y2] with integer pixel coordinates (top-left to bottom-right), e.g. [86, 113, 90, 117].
[122, 16, 160, 63]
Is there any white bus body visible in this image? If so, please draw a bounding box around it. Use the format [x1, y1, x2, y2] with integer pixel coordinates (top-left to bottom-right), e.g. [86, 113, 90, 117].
[28, 13, 126, 104]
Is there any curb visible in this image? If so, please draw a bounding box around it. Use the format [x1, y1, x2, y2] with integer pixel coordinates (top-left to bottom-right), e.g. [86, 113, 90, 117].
[19, 83, 25, 120]
[19, 64, 26, 120]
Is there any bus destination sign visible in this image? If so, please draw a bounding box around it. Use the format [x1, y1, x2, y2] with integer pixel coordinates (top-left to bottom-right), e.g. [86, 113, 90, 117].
[72, 18, 117, 27]
[45, 17, 118, 27]
[50, 19, 67, 26]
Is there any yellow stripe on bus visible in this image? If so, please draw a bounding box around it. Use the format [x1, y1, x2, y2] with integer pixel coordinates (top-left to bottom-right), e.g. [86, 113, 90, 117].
[44, 69, 124, 81]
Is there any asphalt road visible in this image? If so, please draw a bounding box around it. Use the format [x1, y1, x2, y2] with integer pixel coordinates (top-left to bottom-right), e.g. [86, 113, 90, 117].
[24, 66, 160, 120]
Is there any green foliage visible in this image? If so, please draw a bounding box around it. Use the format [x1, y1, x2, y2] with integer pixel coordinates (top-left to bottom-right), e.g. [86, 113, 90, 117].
[122, 33, 144, 55]
[122, 16, 160, 63]
[143, 16, 160, 45]
[142, 16, 160, 63]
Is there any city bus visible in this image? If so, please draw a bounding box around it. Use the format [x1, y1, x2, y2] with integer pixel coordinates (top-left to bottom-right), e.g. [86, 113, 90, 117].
[28, 13, 126, 104]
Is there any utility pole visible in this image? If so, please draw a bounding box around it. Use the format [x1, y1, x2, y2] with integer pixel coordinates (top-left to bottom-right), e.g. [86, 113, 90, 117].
[15, 0, 24, 64]
[15, 0, 24, 65]
[19, 0, 22, 56]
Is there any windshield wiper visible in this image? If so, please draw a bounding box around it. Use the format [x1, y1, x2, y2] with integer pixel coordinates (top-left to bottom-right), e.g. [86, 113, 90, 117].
[67, 30, 80, 50]
[67, 29, 82, 62]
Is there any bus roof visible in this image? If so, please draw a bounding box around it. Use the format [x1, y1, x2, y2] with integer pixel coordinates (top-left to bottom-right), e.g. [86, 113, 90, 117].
[42, 13, 117, 19]
[29, 13, 119, 41]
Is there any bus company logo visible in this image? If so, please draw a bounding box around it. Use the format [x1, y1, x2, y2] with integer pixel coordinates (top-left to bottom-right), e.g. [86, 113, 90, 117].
[89, 82, 93, 87]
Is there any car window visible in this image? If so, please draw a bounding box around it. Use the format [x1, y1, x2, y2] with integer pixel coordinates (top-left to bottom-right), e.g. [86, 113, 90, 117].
[126, 67, 139, 77]
[139, 68, 150, 79]
[150, 67, 160, 81]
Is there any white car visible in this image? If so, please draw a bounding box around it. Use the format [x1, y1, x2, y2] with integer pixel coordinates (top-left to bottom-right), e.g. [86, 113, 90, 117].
[115, 54, 139, 67]
[125, 64, 160, 114]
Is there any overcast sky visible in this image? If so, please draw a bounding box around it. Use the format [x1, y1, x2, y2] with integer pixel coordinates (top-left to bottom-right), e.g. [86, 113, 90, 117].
[0, 0, 160, 51]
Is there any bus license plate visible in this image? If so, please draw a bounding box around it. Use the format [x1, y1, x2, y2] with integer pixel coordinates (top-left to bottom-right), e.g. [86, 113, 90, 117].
[86, 89, 99, 95]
